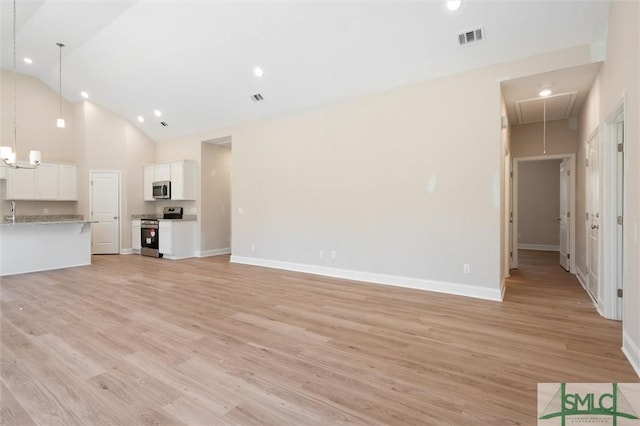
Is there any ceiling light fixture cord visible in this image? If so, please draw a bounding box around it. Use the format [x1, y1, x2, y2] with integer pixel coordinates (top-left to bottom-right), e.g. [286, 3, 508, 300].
[1, 0, 42, 169]
[543, 100, 547, 154]
[12, 0, 17, 155]
[57, 42, 64, 122]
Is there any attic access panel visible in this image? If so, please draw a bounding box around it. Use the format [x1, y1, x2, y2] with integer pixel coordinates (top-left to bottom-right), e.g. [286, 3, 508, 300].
[515, 92, 577, 124]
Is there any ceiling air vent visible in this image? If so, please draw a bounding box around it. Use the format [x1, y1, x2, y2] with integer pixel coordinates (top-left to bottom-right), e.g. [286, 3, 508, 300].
[160, 121, 168, 127]
[458, 27, 484, 46]
[251, 93, 264, 102]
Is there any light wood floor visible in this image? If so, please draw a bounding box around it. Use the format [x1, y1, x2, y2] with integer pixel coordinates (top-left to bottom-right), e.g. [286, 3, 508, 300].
[1, 250, 637, 425]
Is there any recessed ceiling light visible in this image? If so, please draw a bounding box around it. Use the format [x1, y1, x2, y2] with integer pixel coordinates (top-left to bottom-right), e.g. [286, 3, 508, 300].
[137, 116, 145, 123]
[447, 0, 462, 11]
[154, 110, 162, 117]
[81, 91, 89, 99]
[539, 88, 552, 97]
[23, 57, 33, 64]
[253, 67, 264, 77]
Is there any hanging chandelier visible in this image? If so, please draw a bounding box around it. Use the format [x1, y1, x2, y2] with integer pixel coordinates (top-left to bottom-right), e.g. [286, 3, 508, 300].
[0, 0, 42, 169]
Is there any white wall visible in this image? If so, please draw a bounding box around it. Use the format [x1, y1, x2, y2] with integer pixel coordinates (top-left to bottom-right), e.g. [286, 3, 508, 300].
[517, 160, 561, 249]
[578, 0, 640, 375]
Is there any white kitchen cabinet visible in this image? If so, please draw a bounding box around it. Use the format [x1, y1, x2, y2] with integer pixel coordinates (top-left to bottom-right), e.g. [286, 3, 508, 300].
[158, 220, 195, 259]
[5, 162, 78, 201]
[6, 164, 35, 200]
[143, 160, 197, 201]
[159, 221, 172, 255]
[143, 165, 155, 201]
[0, 164, 7, 179]
[58, 164, 78, 201]
[154, 163, 171, 182]
[35, 163, 60, 200]
[131, 219, 141, 251]
[170, 160, 197, 200]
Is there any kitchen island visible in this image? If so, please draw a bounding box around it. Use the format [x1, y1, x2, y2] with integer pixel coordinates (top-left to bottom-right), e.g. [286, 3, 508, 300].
[0, 216, 93, 276]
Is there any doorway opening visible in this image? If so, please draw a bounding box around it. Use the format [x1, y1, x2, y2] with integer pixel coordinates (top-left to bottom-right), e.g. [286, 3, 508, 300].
[200, 136, 232, 257]
[511, 154, 576, 274]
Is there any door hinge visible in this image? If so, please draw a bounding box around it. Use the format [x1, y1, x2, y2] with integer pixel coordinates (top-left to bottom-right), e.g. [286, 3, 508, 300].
[567, 170, 571, 176]
[585, 158, 589, 167]
[510, 171, 513, 178]
[567, 253, 570, 260]
[618, 143, 624, 152]
[586, 212, 590, 221]
[510, 251, 513, 258]
[567, 211, 570, 218]
[617, 288, 623, 298]
[617, 216, 623, 225]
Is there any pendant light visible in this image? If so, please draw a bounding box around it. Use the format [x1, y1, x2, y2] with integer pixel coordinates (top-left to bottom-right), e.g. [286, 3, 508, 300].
[542, 100, 547, 155]
[0, 0, 41, 169]
[56, 42, 65, 128]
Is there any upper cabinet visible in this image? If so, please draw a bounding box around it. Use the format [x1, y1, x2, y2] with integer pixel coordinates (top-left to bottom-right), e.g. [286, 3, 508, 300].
[4, 162, 78, 201]
[58, 164, 79, 201]
[170, 160, 197, 201]
[144, 160, 197, 201]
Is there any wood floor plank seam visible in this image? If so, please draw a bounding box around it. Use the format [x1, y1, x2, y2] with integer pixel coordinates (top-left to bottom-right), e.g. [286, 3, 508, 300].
[1, 250, 638, 425]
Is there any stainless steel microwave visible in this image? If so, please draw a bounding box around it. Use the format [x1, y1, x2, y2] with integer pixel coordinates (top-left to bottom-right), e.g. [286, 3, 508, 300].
[152, 181, 171, 199]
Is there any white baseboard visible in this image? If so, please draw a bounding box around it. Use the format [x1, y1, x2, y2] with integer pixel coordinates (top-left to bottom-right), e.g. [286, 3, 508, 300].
[517, 244, 560, 252]
[196, 248, 231, 258]
[120, 248, 136, 255]
[500, 278, 506, 301]
[576, 266, 587, 290]
[230, 256, 503, 301]
[622, 331, 640, 378]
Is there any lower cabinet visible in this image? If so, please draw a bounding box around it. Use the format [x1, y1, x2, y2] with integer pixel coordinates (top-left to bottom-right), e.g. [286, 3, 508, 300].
[131, 220, 141, 251]
[158, 220, 195, 259]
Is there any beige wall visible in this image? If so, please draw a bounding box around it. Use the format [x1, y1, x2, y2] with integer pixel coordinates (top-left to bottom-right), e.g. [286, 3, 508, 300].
[160, 44, 595, 297]
[0, 71, 157, 249]
[510, 119, 579, 158]
[81, 101, 157, 247]
[517, 160, 561, 248]
[201, 143, 231, 252]
[0, 70, 78, 217]
[578, 0, 640, 372]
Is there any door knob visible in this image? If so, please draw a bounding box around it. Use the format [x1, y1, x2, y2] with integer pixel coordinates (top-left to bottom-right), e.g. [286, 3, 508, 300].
[591, 225, 599, 229]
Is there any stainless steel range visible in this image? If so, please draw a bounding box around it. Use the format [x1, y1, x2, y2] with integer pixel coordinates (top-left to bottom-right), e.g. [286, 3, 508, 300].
[140, 207, 183, 257]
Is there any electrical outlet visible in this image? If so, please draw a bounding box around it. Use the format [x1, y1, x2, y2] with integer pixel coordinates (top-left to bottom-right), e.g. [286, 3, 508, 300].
[331, 251, 337, 259]
[319, 250, 324, 258]
[43, 208, 49, 214]
[463, 264, 471, 274]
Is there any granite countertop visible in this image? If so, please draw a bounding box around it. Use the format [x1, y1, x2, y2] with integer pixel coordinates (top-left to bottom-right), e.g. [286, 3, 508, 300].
[131, 214, 197, 221]
[1, 214, 92, 226]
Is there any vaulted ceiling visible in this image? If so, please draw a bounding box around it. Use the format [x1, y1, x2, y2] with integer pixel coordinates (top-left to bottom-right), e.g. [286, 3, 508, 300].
[1, 1, 610, 140]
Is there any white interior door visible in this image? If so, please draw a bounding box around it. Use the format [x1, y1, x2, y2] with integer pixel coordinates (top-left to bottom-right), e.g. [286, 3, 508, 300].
[586, 135, 600, 301]
[559, 159, 570, 271]
[91, 171, 120, 254]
